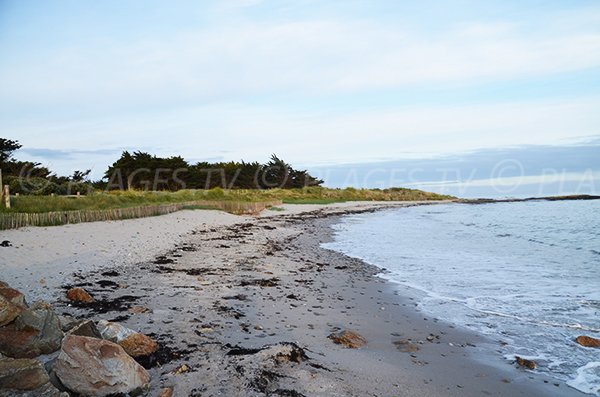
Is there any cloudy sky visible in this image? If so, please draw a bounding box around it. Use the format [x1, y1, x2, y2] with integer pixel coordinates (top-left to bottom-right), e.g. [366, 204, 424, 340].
[1, 0, 599, 196]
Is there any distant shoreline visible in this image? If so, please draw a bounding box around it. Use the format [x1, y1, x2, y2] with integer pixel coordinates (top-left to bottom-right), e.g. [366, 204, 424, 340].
[457, 194, 600, 204]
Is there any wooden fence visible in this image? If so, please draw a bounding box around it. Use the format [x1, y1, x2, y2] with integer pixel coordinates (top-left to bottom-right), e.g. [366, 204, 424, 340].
[0, 200, 282, 230]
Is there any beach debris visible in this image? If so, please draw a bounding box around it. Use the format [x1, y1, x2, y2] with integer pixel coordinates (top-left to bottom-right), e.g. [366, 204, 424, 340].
[0, 301, 63, 358]
[158, 387, 174, 397]
[328, 330, 367, 349]
[515, 356, 536, 370]
[96, 319, 136, 342]
[265, 342, 308, 364]
[65, 287, 94, 303]
[575, 335, 600, 348]
[118, 333, 158, 358]
[53, 334, 150, 396]
[239, 278, 280, 287]
[0, 357, 50, 390]
[393, 339, 420, 353]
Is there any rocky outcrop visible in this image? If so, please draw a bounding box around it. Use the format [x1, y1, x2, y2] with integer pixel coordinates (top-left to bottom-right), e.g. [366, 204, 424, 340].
[575, 335, 600, 348]
[53, 334, 150, 396]
[328, 330, 367, 348]
[0, 301, 63, 358]
[118, 333, 158, 358]
[66, 288, 94, 303]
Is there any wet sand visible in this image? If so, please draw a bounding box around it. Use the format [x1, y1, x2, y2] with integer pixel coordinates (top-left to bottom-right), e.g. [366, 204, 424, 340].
[0, 202, 586, 396]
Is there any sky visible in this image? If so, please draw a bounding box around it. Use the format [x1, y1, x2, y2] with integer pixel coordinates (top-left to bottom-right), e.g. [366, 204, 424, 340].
[1, 0, 599, 197]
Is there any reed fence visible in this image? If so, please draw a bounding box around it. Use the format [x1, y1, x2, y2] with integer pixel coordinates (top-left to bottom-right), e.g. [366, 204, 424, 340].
[0, 200, 282, 230]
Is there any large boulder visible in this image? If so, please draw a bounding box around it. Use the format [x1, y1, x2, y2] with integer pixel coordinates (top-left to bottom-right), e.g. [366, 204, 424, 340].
[0, 302, 63, 358]
[53, 334, 150, 396]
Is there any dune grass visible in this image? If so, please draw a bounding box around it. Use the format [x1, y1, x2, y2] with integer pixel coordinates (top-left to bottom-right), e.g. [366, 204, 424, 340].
[0, 187, 453, 214]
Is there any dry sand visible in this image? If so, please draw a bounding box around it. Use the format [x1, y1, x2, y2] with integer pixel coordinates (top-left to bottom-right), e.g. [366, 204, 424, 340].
[0, 202, 586, 396]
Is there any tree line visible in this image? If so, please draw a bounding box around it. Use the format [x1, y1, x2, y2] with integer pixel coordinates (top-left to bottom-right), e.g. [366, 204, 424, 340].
[0, 138, 323, 194]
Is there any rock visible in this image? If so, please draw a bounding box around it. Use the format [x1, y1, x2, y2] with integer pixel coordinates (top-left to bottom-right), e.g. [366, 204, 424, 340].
[328, 330, 367, 348]
[53, 335, 150, 396]
[57, 315, 78, 332]
[158, 387, 173, 397]
[0, 294, 23, 327]
[0, 301, 63, 358]
[97, 320, 136, 342]
[575, 335, 600, 348]
[128, 306, 152, 314]
[66, 288, 94, 303]
[68, 320, 102, 339]
[0, 382, 68, 397]
[0, 287, 26, 308]
[393, 339, 420, 353]
[0, 357, 49, 390]
[118, 333, 158, 358]
[515, 356, 536, 370]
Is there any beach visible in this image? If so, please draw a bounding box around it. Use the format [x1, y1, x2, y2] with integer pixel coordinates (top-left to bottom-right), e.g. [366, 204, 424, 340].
[0, 202, 587, 396]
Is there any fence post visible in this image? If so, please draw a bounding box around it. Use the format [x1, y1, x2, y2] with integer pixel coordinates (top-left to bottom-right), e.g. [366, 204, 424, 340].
[3, 185, 10, 209]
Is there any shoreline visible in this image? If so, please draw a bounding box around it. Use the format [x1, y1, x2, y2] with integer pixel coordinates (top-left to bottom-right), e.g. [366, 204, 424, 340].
[0, 202, 587, 396]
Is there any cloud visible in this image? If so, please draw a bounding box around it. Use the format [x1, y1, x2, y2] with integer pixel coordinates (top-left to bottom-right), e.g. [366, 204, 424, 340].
[20, 148, 122, 160]
[2, 8, 600, 108]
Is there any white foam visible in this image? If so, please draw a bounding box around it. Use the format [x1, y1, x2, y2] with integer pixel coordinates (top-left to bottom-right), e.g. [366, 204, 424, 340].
[567, 362, 600, 396]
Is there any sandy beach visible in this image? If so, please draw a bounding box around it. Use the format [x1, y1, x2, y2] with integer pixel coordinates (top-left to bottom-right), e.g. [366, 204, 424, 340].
[0, 202, 587, 396]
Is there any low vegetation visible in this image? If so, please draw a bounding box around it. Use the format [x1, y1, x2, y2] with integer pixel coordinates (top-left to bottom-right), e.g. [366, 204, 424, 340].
[0, 187, 453, 214]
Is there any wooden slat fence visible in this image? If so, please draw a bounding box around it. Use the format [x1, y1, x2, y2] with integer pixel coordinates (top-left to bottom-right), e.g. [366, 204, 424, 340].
[0, 200, 282, 230]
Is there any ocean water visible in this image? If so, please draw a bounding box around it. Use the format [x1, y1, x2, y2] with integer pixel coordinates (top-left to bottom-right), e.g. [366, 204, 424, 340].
[323, 200, 600, 395]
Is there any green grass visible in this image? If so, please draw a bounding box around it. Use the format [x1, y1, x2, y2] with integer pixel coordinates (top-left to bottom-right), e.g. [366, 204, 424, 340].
[0, 187, 454, 214]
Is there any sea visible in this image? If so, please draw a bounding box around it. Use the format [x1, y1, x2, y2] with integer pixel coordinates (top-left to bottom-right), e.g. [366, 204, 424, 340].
[323, 200, 600, 395]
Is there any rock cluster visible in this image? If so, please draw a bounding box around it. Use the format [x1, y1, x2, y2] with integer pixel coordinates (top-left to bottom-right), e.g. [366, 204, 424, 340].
[0, 282, 156, 396]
